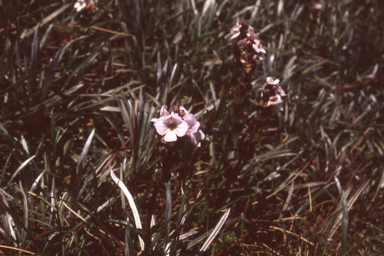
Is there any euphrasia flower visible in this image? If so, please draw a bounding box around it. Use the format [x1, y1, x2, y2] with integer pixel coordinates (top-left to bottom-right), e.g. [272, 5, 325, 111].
[226, 21, 266, 73]
[150, 105, 169, 122]
[179, 106, 205, 147]
[151, 111, 188, 142]
[238, 36, 266, 54]
[74, 0, 86, 12]
[224, 21, 254, 41]
[74, 0, 96, 12]
[151, 105, 205, 146]
[313, 3, 323, 18]
[258, 77, 286, 111]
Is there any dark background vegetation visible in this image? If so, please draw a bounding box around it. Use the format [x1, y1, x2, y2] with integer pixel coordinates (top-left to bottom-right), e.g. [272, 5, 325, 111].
[1, 0, 383, 255]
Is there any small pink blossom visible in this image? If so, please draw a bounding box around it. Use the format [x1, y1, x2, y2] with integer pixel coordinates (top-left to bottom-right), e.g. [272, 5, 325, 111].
[152, 112, 188, 142]
[151, 105, 205, 146]
[179, 106, 205, 147]
[238, 37, 266, 54]
[268, 95, 283, 106]
[259, 77, 286, 111]
[179, 107, 197, 127]
[74, 0, 86, 11]
[187, 129, 205, 147]
[314, 3, 322, 11]
[150, 105, 169, 122]
[252, 54, 264, 62]
[224, 21, 254, 41]
[313, 3, 323, 18]
[159, 105, 169, 117]
[266, 78, 286, 96]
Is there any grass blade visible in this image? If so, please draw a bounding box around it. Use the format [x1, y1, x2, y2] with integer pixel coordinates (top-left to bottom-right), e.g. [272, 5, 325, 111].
[7, 155, 36, 185]
[110, 168, 145, 251]
[328, 179, 371, 241]
[79, 128, 95, 167]
[197, 208, 231, 254]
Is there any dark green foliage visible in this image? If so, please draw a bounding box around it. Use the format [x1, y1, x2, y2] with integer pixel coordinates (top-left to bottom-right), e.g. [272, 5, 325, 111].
[1, 0, 384, 255]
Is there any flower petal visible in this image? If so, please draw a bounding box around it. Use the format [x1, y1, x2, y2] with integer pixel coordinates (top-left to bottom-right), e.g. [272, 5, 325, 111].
[266, 77, 274, 84]
[186, 131, 198, 146]
[268, 95, 283, 106]
[179, 106, 189, 114]
[171, 111, 183, 125]
[153, 116, 171, 135]
[224, 33, 233, 40]
[198, 130, 205, 140]
[189, 121, 200, 133]
[183, 113, 197, 127]
[150, 118, 159, 122]
[230, 32, 240, 40]
[237, 39, 247, 49]
[164, 130, 177, 142]
[175, 121, 189, 137]
[159, 105, 169, 117]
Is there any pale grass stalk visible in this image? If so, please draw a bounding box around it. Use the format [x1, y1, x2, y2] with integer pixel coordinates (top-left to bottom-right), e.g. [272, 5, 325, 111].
[110, 168, 145, 251]
[197, 208, 231, 255]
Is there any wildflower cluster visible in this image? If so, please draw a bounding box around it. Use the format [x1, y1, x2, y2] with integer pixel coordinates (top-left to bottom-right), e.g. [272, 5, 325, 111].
[151, 105, 205, 147]
[74, 0, 96, 12]
[258, 77, 286, 111]
[225, 21, 286, 111]
[225, 21, 266, 73]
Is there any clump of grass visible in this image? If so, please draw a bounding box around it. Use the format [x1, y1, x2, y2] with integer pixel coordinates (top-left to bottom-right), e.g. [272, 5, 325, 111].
[1, 0, 384, 255]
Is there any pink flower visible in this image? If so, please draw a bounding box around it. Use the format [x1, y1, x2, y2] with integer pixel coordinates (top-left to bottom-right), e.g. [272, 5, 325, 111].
[238, 36, 266, 54]
[179, 106, 205, 147]
[74, 0, 86, 11]
[187, 129, 205, 147]
[268, 95, 283, 106]
[252, 54, 264, 62]
[159, 105, 169, 117]
[152, 112, 188, 142]
[313, 3, 323, 18]
[264, 78, 286, 96]
[150, 105, 169, 122]
[259, 77, 286, 111]
[179, 107, 197, 127]
[314, 3, 322, 11]
[224, 21, 254, 41]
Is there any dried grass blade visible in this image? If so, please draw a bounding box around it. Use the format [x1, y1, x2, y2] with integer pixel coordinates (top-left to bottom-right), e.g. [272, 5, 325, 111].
[165, 181, 172, 236]
[39, 23, 54, 49]
[282, 181, 294, 211]
[18, 181, 28, 246]
[0, 192, 17, 242]
[30, 170, 45, 193]
[0, 245, 35, 255]
[42, 4, 71, 24]
[328, 179, 371, 241]
[110, 168, 145, 251]
[124, 217, 133, 256]
[21, 4, 71, 39]
[79, 128, 95, 166]
[341, 192, 348, 254]
[7, 155, 36, 185]
[267, 161, 309, 199]
[197, 208, 231, 254]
